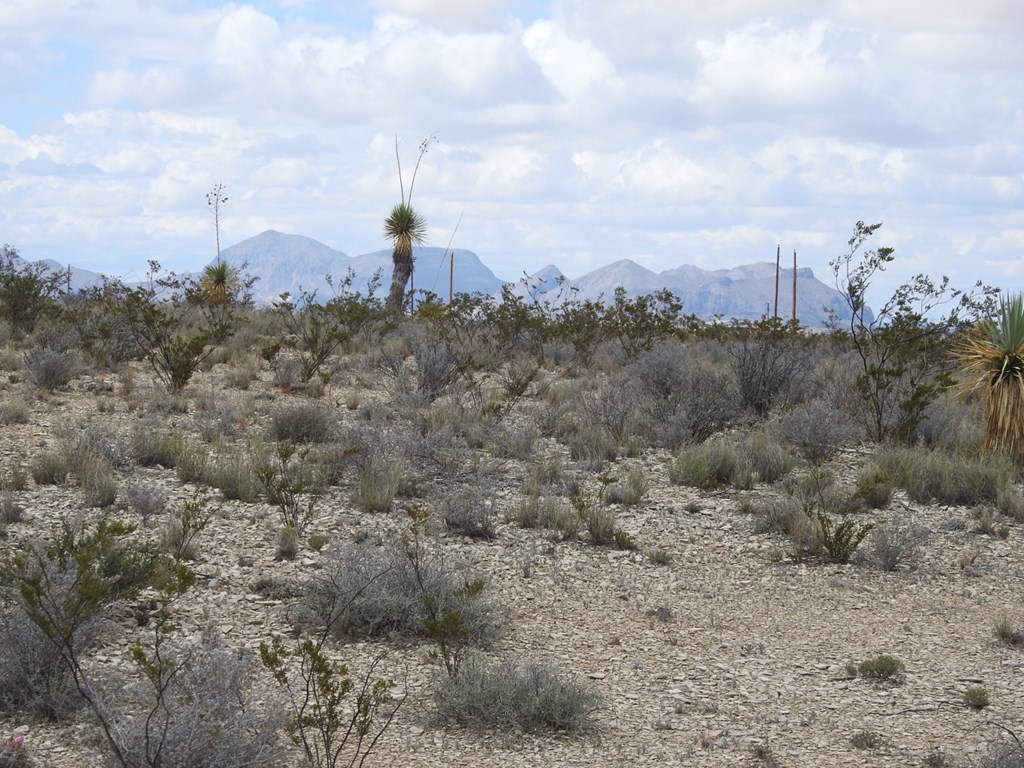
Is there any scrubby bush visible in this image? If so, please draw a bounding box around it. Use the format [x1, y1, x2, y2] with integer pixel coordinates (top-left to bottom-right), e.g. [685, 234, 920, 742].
[268, 404, 332, 444]
[867, 517, 928, 571]
[726, 318, 810, 416]
[24, 346, 73, 391]
[129, 425, 185, 468]
[777, 398, 859, 464]
[670, 432, 795, 490]
[109, 637, 287, 768]
[294, 541, 502, 650]
[434, 654, 600, 733]
[440, 488, 497, 540]
[846, 654, 905, 684]
[0, 596, 92, 721]
[872, 445, 1017, 506]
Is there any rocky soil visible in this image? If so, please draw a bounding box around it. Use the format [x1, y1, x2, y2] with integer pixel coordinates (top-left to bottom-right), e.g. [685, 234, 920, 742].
[1, 357, 1022, 768]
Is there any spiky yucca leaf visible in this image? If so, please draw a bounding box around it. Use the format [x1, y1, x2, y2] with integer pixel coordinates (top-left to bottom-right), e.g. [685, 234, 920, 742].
[953, 293, 1024, 462]
[383, 202, 427, 259]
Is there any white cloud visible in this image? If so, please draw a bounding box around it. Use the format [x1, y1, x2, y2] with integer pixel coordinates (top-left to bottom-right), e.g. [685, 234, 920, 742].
[0, 0, 1020, 297]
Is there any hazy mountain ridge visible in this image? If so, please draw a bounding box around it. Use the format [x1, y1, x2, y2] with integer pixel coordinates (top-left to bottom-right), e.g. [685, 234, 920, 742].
[17, 230, 855, 326]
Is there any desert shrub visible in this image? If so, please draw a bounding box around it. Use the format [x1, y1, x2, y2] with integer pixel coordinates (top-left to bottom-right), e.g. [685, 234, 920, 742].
[0, 518, 169, 720]
[872, 445, 1017, 506]
[0, 398, 29, 426]
[29, 451, 70, 486]
[816, 509, 873, 563]
[580, 502, 616, 546]
[123, 484, 167, 524]
[268, 404, 332, 444]
[0, 246, 63, 334]
[628, 342, 740, 446]
[489, 422, 539, 461]
[564, 424, 619, 469]
[174, 441, 209, 484]
[295, 542, 501, 649]
[23, 346, 73, 391]
[852, 468, 894, 509]
[670, 432, 794, 490]
[434, 654, 600, 733]
[80, 462, 118, 508]
[911, 396, 984, 454]
[751, 497, 823, 559]
[603, 466, 650, 507]
[440, 488, 497, 540]
[994, 617, 1024, 649]
[670, 440, 746, 490]
[108, 262, 250, 392]
[726, 318, 810, 416]
[829, 221, 995, 444]
[777, 397, 859, 464]
[846, 654, 905, 684]
[129, 425, 185, 468]
[353, 454, 405, 512]
[510, 496, 578, 539]
[108, 637, 286, 768]
[275, 525, 300, 560]
[206, 450, 260, 503]
[0, 494, 24, 525]
[0, 595, 93, 721]
[867, 516, 928, 571]
[962, 686, 990, 709]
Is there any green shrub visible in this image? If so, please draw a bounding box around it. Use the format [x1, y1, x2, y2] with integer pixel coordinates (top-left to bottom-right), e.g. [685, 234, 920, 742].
[353, 454, 405, 512]
[816, 509, 873, 564]
[847, 654, 905, 684]
[873, 445, 1017, 506]
[434, 654, 600, 733]
[268, 404, 332, 444]
[962, 686, 989, 709]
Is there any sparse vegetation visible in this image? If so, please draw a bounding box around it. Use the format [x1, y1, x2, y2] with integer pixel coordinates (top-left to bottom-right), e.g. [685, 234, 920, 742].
[0, 237, 1018, 766]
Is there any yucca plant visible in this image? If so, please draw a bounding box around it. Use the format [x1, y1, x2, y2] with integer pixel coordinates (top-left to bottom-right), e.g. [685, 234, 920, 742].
[199, 261, 237, 308]
[384, 134, 435, 312]
[953, 292, 1024, 463]
[384, 202, 427, 311]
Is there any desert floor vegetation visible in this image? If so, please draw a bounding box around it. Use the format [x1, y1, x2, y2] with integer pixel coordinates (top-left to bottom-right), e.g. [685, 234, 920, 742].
[0, 248, 1022, 767]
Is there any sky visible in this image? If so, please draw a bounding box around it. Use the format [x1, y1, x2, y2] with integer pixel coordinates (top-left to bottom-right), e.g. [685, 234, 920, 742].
[1, 0, 1023, 304]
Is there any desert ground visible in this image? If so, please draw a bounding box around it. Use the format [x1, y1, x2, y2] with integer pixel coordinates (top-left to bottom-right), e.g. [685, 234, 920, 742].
[0, 317, 1022, 768]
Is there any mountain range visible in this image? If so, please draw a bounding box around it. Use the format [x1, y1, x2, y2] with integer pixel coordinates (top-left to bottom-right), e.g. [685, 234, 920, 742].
[17, 230, 856, 326]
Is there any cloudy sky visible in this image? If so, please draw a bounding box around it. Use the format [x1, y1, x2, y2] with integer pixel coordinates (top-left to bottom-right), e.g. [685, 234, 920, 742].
[2, 0, 1022, 303]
